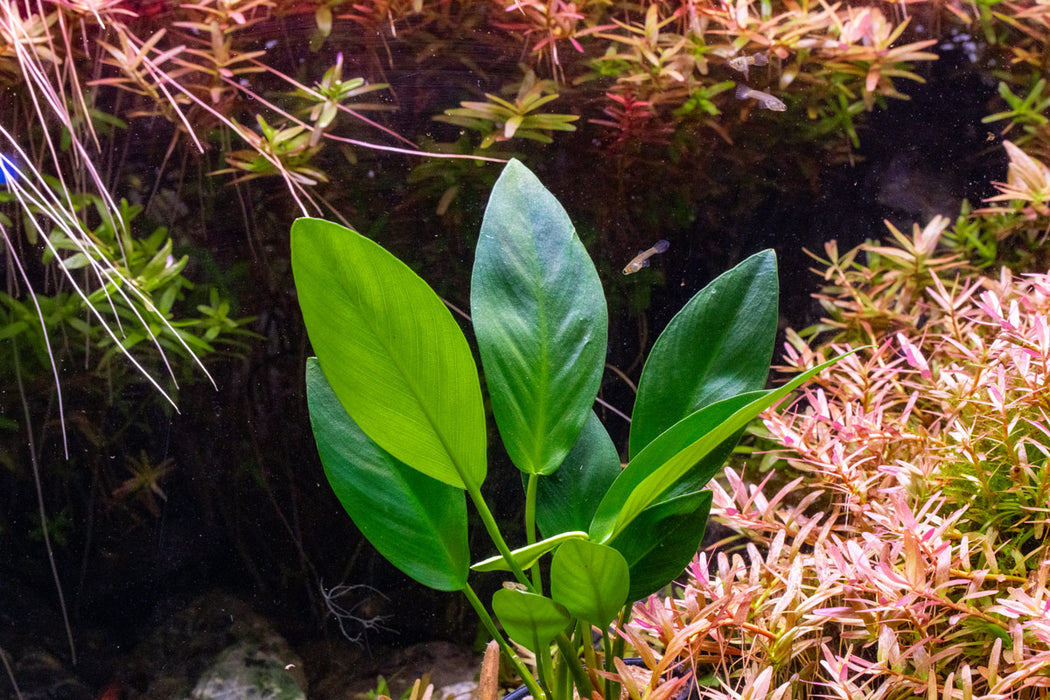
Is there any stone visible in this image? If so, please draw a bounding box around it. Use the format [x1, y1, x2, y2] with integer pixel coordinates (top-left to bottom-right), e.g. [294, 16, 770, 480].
[190, 641, 305, 700]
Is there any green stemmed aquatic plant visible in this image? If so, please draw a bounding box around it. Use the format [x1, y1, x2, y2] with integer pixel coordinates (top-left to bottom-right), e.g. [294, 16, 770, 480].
[291, 159, 839, 700]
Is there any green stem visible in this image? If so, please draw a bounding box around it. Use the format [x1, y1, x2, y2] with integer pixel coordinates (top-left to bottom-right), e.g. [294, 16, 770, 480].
[536, 637, 554, 695]
[555, 632, 594, 698]
[579, 621, 598, 674]
[605, 606, 630, 700]
[525, 473, 543, 590]
[13, 339, 76, 666]
[602, 629, 615, 700]
[614, 605, 630, 659]
[466, 483, 532, 589]
[463, 584, 548, 700]
[554, 640, 571, 700]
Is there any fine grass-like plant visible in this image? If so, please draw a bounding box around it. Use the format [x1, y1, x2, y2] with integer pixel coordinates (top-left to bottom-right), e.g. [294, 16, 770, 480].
[291, 159, 842, 700]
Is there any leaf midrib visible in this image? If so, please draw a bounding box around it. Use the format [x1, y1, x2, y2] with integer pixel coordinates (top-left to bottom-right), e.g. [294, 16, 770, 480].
[350, 267, 476, 488]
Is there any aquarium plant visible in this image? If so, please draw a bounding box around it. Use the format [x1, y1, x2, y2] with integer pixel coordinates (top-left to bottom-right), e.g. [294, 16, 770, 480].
[292, 159, 843, 699]
[612, 162, 1050, 697]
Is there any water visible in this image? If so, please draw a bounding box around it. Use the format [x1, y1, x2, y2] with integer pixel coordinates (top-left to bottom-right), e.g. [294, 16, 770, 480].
[0, 5, 1020, 698]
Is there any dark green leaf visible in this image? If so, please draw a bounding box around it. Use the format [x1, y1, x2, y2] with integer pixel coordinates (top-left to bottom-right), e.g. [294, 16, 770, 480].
[471, 159, 608, 475]
[535, 411, 621, 538]
[591, 391, 760, 544]
[590, 352, 852, 543]
[630, 250, 778, 458]
[609, 490, 712, 601]
[306, 358, 469, 591]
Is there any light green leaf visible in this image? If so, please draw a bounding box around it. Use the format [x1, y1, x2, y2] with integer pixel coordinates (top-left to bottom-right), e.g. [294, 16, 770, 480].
[493, 588, 571, 654]
[60, 252, 94, 271]
[550, 540, 629, 626]
[305, 359, 469, 591]
[292, 217, 486, 490]
[471, 159, 608, 476]
[0, 320, 28, 341]
[139, 237, 174, 284]
[590, 353, 853, 543]
[630, 250, 778, 458]
[591, 391, 761, 545]
[504, 114, 523, 139]
[472, 531, 589, 572]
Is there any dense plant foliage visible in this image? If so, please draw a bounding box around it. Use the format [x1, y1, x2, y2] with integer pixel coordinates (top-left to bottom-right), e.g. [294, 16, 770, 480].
[293, 159, 848, 700]
[6, 0, 1050, 674]
[608, 146, 1050, 698]
[4, 0, 1048, 232]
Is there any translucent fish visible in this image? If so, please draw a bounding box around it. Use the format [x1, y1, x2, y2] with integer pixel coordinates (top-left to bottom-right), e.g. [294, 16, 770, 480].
[727, 52, 769, 80]
[623, 239, 670, 275]
[735, 84, 786, 111]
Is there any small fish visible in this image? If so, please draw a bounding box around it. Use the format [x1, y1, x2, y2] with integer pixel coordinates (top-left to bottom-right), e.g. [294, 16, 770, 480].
[735, 84, 786, 112]
[623, 239, 670, 275]
[727, 52, 769, 80]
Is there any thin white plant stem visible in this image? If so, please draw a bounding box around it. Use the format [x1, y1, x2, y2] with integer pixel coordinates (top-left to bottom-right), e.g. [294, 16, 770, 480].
[0, 645, 23, 699]
[227, 72, 511, 164]
[37, 0, 100, 154]
[0, 132, 129, 341]
[0, 142, 213, 403]
[247, 60, 419, 148]
[596, 395, 631, 423]
[0, 121, 215, 390]
[1, 225, 68, 457]
[4, 5, 125, 256]
[12, 338, 77, 667]
[325, 134, 511, 163]
[132, 38, 206, 154]
[132, 38, 320, 214]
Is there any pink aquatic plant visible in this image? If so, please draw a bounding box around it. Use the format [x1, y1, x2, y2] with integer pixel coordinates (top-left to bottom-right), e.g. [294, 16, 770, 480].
[612, 203, 1050, 698]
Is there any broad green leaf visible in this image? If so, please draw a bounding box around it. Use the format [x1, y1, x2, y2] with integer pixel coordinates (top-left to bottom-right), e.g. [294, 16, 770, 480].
[305, 359, 469, 591]
[535, 411, 621, 538]
[590, 353, 852, 543]
[292, 217, 486, 490]
[471, 159, 608, 476]
[492, 588, 571, 654]
[630, 250, 778, 458]
[591, 391, 760, 544]
[609, 490, 712, 601]
[550, 540, 629, 626]
[633, 412, 747, 506]
[472, 531, 589, 572]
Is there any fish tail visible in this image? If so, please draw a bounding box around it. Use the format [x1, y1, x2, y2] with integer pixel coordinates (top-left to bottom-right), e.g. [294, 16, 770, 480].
[753, 53, 769, 66]
[734, 84, 751, 100]
[653, 239, 670, 253]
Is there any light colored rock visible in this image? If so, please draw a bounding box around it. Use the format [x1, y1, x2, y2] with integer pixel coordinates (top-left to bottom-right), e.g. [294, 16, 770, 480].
[123, 591, 307, 700]
[437, 679, 478, 700]
[191, 641, 306, 700]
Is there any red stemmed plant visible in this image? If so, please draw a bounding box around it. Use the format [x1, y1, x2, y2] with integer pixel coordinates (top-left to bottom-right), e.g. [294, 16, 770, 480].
[607, 145, 1050, 698]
